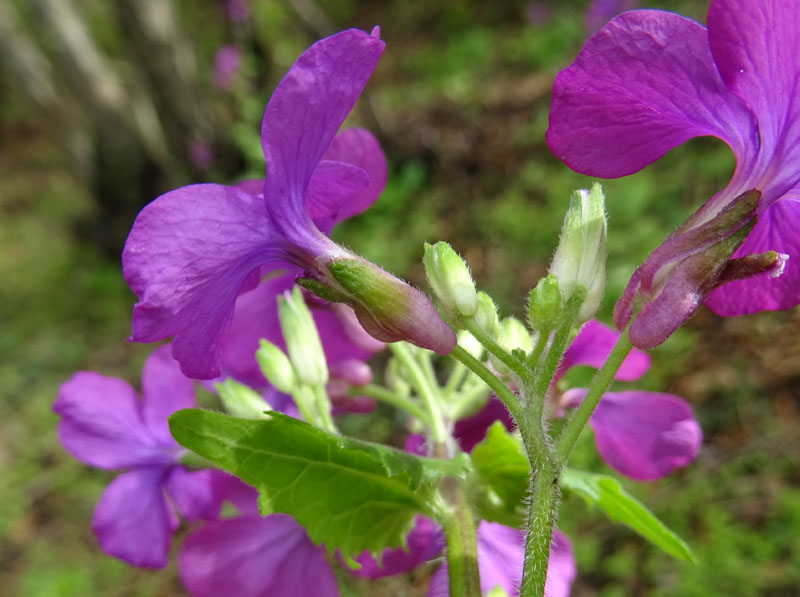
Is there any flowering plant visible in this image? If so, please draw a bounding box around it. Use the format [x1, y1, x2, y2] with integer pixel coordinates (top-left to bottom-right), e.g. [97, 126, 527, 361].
[55, 2, 797, 595]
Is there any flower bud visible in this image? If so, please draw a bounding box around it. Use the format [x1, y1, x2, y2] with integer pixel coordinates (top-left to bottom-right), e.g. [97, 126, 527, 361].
[215, 379, 272, 419]
[328, 257, 457, 354]
[255, 339, 297, 394]
[423, 241, 478, 321]
[278, 286, 328, 386]
[528, 274, 564, 332]
[473, 291, 500, 339]
[550, 183, 607, 323]
[489, 316, 534, 374]
[456, 330, 484, 360]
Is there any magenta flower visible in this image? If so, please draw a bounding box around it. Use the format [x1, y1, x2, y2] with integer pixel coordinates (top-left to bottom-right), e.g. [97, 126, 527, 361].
[180, 480, 339, 597]
[548, 0, 799, 347]
[213, 45, 242, 90]
[53, 345, 225, 568]
[428, 522, 576, 597]
[584, 0, 638, 36]
[557, 320, 702, 480]
[123, 28, 455, 380]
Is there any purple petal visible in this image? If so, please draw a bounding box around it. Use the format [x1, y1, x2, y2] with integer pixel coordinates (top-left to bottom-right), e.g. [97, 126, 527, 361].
[454, 397, 515, 453]
[213, 45, 241, 90]
[588, 390, 702, 480]
[559, 320, 650, 382]
[429, 522, 576, 596]
[54, 372, 174, 469]
[706, 195, 800, 315]
[547, 530, 577, 597]
[584, 0, 639, 36]
[261, 29, 384, 247]
[140, 344, 196, 442]
[123, 184, 289, 379]
[180, 514, 339, 597]
[166, 467, 228, 522]
[320, 128, 388, 223]
[221, 274, 295, 386]
[547, 10, 757, 178]
[352, 516, 444, 579]
[708, 0, 800, 200]
[92, 468, 176, 568]
[306, 160, 370, 234]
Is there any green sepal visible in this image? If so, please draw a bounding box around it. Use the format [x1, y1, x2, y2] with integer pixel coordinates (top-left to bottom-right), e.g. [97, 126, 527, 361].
[168, 409, 469, 558]
[562, 468, 695, 561]
[296, 277, 350, 303]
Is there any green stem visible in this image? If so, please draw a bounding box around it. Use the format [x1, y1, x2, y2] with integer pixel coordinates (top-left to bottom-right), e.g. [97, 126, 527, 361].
[555, 329, 633, 466]
[440, 477, 481, 597]
[311, 384, 338, 435]
[443, 362, 470, 399]
[464, 319, 530, 381]
[518, 457, 561, 597]
[527, 328, 551, 370]
[531, 289, 586, 405]
[391, 343, 448, 443]
[352, 383, 430, 423]
[450, 345, 524, 423]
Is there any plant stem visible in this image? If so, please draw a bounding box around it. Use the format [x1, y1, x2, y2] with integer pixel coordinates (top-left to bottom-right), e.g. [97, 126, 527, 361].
[440, 476, 481, 597]
[464, 319, 530, 380]
[352, 383, 430, 423]
[555, 329, 633, 466]
[391, 343, 449, 443]
[450, 345, 524, 423]
[518, 456, 560, 597]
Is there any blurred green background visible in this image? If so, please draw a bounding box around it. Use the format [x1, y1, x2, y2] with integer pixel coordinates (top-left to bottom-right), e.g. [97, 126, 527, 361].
[1, 0, 799, 595]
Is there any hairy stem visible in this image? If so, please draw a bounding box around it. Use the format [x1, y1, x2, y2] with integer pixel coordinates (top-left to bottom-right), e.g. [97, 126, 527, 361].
[450, 345, 524, 422]
[440, 477, 481, 597]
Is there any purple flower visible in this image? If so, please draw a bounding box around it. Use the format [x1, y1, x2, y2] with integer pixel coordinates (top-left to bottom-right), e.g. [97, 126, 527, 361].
[428, 522, 576, 597]
[557, 321, 702, 480]
[124, 29, 455, 380]
[548, 0, 800, 347]
[584, 0, 639, 36]
[224, 0, 250, 23]
[53, 345, 225, 568]
[180, 481, 339, 596]
[214, 45, 242, 90]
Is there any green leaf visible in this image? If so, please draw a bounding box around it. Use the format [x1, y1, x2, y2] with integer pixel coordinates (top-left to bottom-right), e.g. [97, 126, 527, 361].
[169, 409, 467, 558]
[562, 468, 695, 562]
[470, 422, 529, 525]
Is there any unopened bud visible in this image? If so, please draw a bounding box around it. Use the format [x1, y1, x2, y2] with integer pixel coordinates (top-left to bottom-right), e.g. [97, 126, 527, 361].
[423, 241, 478, 321]
[278, 287, 328, 386]
[490, 316, 534, 374]
[473, 291, 500, 339]
[528, 274, 564, 332]
[456, 330, 484, 360]
[215, 379, 272, 419]
[328, 257, 456, 354]
[550, 183, 607, 323]
[256, 339, 297, 394]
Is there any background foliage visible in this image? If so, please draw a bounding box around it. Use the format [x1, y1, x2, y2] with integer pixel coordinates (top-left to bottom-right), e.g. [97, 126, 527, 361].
[1, 0, 799, 595]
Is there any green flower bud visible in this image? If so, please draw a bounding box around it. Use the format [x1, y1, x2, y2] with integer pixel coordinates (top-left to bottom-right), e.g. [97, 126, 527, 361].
[278, 286, 328, 386]
[528, 274, 564, 332]
[456, 330, 484, 360]
[256, 339, 297, 394]
[489, 316, 534, 374]
[550, 183, 607, 323]
[473, 291, 500, 339]
[423, 241, 478, 321]
[215, 379, 272, 420]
